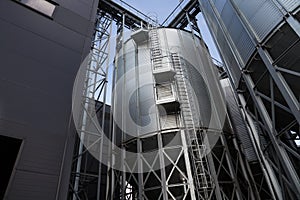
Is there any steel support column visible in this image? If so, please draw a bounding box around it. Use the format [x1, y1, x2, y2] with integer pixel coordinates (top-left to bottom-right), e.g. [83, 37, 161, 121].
[70, 10, 112, 200]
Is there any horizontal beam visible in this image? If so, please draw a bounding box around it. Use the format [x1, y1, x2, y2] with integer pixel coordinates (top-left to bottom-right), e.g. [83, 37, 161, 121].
[99, 0, 155, 29]
[166, 0, 200, 28]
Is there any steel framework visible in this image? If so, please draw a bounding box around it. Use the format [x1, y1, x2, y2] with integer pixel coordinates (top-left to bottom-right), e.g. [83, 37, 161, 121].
[69, 10, 112, 200]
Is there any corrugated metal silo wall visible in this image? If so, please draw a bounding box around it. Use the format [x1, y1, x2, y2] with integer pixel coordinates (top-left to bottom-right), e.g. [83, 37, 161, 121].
[198, 0, 299, 85]
[198, 0, 300, 199]
[0, 0, 97, 199]
[114, 28, 225, 143]
[112, 27, 227, 199]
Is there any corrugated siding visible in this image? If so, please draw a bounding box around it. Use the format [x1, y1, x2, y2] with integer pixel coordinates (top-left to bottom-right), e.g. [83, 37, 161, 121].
[8, 170, 57, 200]
[234, 0, 283, 41]
[200, 0, 241, 86]
[220, 1, 255, 65]
[201, 0, 218, 35]
[277, 0, 300, 12]
[236, 31, 255, 64]
[201, 0, 253, 86]
[214, 27, 241, 86]
[0, 0, 95, 198]
[218, 32, 243, 86]
[221, 1, 235, 28]
[249, 1, 283, 41]
[223, 83, 257, 162]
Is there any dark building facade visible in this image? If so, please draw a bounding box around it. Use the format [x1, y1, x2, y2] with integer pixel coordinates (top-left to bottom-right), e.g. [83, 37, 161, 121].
[0, 0, 98, 199]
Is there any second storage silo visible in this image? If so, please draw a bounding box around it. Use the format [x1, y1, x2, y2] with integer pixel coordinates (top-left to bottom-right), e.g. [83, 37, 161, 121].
[198, 0, 300, 199]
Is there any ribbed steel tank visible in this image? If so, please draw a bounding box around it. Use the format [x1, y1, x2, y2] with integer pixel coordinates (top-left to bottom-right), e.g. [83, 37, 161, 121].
[198, 0, 300, 199]
[111, 27, 226, 200]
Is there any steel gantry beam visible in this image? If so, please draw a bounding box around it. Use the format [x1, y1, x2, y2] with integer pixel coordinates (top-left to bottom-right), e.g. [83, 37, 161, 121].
[99, 0, 158, 30]
[163, 0, 200, 29]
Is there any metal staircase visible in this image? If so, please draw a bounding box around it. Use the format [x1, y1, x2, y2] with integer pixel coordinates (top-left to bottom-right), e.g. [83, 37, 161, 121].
[171, 53, 212, 199]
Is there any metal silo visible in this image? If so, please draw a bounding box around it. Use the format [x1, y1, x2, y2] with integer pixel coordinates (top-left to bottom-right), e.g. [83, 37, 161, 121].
[109, 26, 245, 200]
[198, 0, 300, 199]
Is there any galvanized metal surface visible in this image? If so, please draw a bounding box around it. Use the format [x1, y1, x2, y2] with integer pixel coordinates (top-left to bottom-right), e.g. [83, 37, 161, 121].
[199, 0, 300, 199]
[222, 79, 257, 162]
[114, 28, 225, 141]
[277, 0, 300, 12]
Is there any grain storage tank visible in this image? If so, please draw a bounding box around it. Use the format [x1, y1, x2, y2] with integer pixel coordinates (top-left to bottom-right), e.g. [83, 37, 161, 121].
[110, 27, 229, 200]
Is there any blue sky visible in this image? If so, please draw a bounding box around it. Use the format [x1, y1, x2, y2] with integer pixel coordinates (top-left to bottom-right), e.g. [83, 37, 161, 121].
[117, 0, 221, 62]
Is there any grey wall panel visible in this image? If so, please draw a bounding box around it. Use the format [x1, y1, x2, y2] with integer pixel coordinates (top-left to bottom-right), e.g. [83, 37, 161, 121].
[54, 0, 98, 20]
[0, 1, 87, 54]
[226, 17, 245, 65]
[232, 0, 265, 16]
[0, 79, 69, 133]
[18, 138, 64, 176]
[8, 171, 58, 200]
[53, 6, 94, 37]
[0, 19, 82, 75]
[57, 132, 76, 200]
[202, 0, 219, 36]
[0, 0, 97, 199]
[0, 120, 26, 139]
[0, 48, 75, 104]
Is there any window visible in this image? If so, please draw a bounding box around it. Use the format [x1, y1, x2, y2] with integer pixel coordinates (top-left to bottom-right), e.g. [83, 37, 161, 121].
[160, 114, 179, 130]
[156, 83, 174, 101]
[0, 135, 22, 199]
[15, 0, 56, 17]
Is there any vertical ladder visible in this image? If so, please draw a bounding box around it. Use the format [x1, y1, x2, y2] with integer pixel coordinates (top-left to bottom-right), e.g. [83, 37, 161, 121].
[149, 27, 163, 70]
[171, 53, 212, 199]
